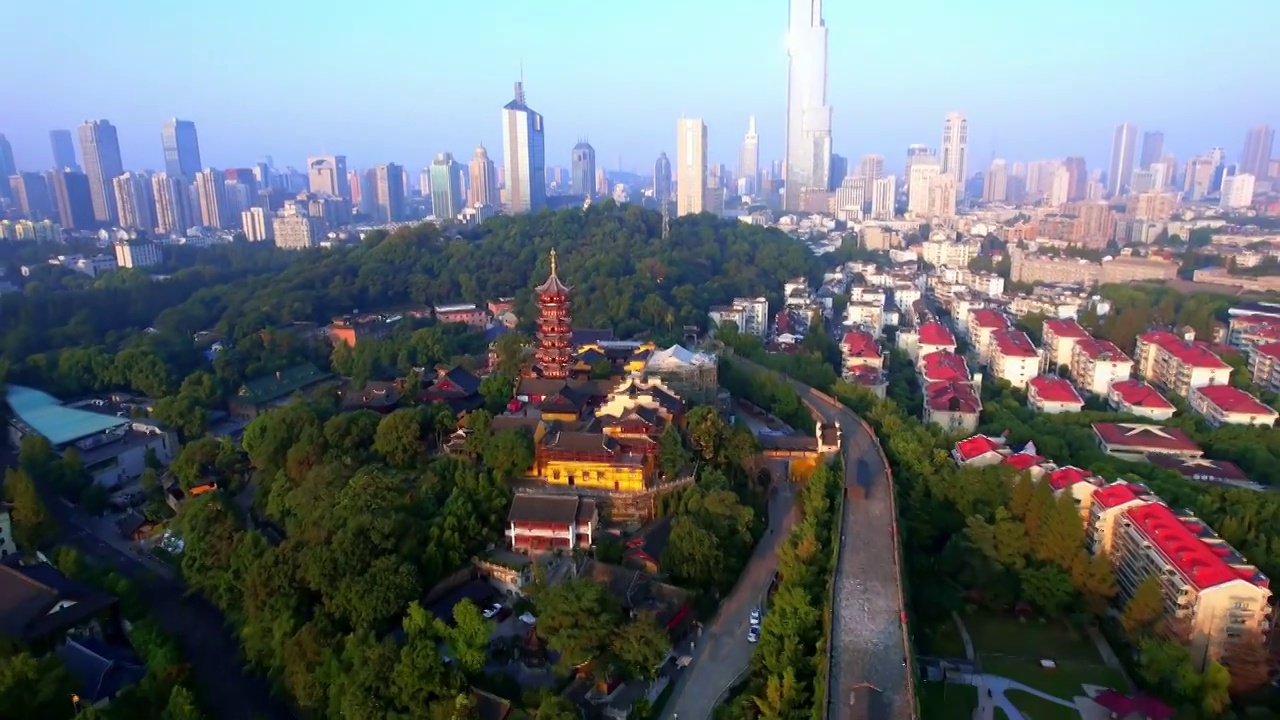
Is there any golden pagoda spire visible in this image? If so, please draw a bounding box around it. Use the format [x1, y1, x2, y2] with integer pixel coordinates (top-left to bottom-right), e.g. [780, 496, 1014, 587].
[549, 248, 558, 278]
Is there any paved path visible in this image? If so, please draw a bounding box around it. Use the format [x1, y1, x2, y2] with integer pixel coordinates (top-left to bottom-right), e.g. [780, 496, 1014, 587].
[1084, 625, 1132, 689]
[953, 611, 976, 663]
[659, 478, 797, 720]
[732, 357, 915, 720]
[957, 673, 1076, 720]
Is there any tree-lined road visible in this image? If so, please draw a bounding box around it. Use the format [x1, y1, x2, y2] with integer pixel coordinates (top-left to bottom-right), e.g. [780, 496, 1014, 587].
[734, 357, 916, 720]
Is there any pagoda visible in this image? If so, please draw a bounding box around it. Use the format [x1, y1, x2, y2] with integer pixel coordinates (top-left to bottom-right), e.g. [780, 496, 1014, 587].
[534, 249, 574, 379]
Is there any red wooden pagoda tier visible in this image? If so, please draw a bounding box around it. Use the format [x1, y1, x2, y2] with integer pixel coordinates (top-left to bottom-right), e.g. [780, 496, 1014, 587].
[535, 249, 574, 379]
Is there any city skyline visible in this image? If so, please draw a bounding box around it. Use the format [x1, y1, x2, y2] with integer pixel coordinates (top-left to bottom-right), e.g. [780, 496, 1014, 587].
[4, 0, 1277, 176]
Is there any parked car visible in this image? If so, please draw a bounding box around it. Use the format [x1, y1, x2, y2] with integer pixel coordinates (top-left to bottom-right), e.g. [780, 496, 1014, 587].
[483, 603, 504, 619]
[747, 626, 760, 644]
[749, 608, 762, 627]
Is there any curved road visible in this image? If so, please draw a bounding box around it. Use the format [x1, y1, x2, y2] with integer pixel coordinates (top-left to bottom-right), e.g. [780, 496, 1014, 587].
[734, 357, 916, 720]
[659, 473, 798, 720]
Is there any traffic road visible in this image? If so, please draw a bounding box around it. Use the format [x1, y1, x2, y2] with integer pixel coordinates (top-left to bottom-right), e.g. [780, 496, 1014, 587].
[659, 474, 798, 720]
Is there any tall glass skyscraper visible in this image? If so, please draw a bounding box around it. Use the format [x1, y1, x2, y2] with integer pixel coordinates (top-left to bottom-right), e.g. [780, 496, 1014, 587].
[161, 119, 202, 181]
[783, 0, 832, 210]
[571, 141, 596, 198]
[500, 81, 546, 214]
[78, 119, 124, 225]
[653, 152, 672, 206]
[49, 130, 79, 171]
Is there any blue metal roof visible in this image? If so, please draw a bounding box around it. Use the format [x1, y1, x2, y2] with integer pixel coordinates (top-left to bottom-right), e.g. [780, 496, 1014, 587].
[5, 385, 128, 446]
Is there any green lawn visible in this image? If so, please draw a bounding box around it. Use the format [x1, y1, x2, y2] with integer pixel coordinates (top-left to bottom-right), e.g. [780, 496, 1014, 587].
[1006, 690, 1080, 720]
[994, 709, 1013, 720]
[918, 618, 968, 659]
[917, 681, 977, 720]
[961, 613, 1128, 699]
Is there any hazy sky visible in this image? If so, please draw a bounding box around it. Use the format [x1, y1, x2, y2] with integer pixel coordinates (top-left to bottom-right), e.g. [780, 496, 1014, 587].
[6, 0, 1277, 177]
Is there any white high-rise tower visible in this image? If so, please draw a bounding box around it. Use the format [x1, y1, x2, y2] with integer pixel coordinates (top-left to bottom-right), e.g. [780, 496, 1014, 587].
[783, 0, 832, 210]
[738, 116, 760, 195]
[940, 112, 968, 196]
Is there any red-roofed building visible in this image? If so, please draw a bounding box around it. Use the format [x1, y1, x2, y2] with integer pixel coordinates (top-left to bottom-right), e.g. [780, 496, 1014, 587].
[1041, 319, 1090, 373]
[1087, 482, 1151, 557]
[1187, 385, 1277, 427]
[1134, 331, 1232, 398]
[1087, 691, 1173, 720]
[1146, 455, 1255, 488]
[1248, 341, 1280, 394]
[966, 308, 1011, 364]
[952, 435, 1008, 466]
[924, 380, 981, 433]
[1110, 502, 1271, 669]
[919, 350, 971, 384]
[841, 330, 883, 371]
[915, 321, 957, 360]
[845, 366, 888, 399]
[1235, 322, 1280, 359]
[1092, 422, 1202, 460]
[1027, 375, 1085, 414]
[1227, 313, 1280, 349]
[991, 330, 1040, 388]
[1002, 451, 1047, 476]
[1070, 337, 1134, 396]
[1045, 466, 1103, 520]
[1107, 380, 1176, 421]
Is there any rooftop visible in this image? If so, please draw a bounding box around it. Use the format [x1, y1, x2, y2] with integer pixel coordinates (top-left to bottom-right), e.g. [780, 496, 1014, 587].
[1043, 318, 1090, 339]
[841, 331, 879, 359]
[1251, 341, 1280, 362]
[1125, 502, 1261, 590]
[1192, 385, 1277, 418]
[5, 385, 128, 447]
[969, 308, 1010, 330]
[1045, 466, 1096, 491]
[1028, 375, 1084, 405]
[1109, 380, 1176, 410]
[920, 350, 970, 383]
[1003, 451, 1045, 472]
[925, 380, 981, 414]
[1092, 482, 1145, 510]
[1074, 337, 1129, 362]
[1141, 332, 1230, 370]
[953, 434, 1007, 463]
[918, 321, 956, 347]
[993, 329, 1039, 358]
[1146, 455, 1250, 483]
[507, 494, 598, 527]
[1092, 422, 1202, 454]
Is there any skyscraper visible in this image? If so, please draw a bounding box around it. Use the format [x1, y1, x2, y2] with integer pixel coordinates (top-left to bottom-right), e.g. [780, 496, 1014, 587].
[905, 144, 936, 183]
[468, 145, 498, 208]
[653, 153, 672, 207]
[828, 153, 847, 191]
[48, 170, 95, 230]
[870, 176, 896, 221]
[1241, 125, 1275, 179]
[10, 173, 54, 221]
[1139, 131, 1164, 170]
[161, 119, 202, 181]
[113, 172, 156, 233]
[738, 116, 760, 195]
[858, 154, 885, 192]
[195, 168, 230, 229]
[783, 0, 832, 210]
[676, 118, 707, 217]
[907, 160, 939, 217]
[375, 163, 405, 223]
[307, 156, 349, 198]
[940, 112, 968, 194]
[983, 159, 1008, 203]
[49, 130, 79, 171]
[151, 173, 191, 235]
[1108, 123, 1138, 197]
[429, 153, 463, 220]
[1063, 157, 1088, 201]
[0, 135, 15, 199]
[501, 80, 547, 213]
[78, 120, 124, 225]
[571, 141, 596, 197]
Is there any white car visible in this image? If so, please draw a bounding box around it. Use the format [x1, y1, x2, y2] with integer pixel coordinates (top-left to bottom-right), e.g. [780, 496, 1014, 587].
[482, 603, 503, 619]
[519, 612, 537, 626]
[749, 609, 762, 627]
[747, 626, 760, 644]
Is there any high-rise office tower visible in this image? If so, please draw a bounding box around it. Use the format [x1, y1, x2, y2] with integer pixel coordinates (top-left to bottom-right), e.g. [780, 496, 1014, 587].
[1048, 166, 1071, 207]
[858, 154, 885, 193]
[927, 175, 957, 219]
[1241, 125, 1275, 179]
[828, 153, 847, 191]
[355, 170, 376, 215]
[1139, 131, 1164, 170]
[49, 130, 79, 172]
[10, 173, 54, 220]
[468, 145, 498, 208]
[307, 156, 349, 198]
[1107, 123, 1138, 197]
[112, 173, 156, 232]
[195, 168, 230, 228]
[429, 153, 463, 219]
[161, 119, 202, 181]
[595, 168, 609, 197]
[1183, 156, 1215, 201]
[870, 176, 896, 221]
[1063, 157, 1087, 201]
[940, 112, 968, 194]
[907, 160, 939, 217]
[78, 120, 125, 225]
[654, 152, 672, 206]
[783, 0, 832, 210]
[905, 144, 936, 182]
[1220, 173, 1256, 210]
[375, 163, 405, 223]
[738, 116, 760, 195]
[0, 134, 14, 199]
[983, 159, 1008, 203]
[151, 173, 191, 235]
[501, 80, 547, 213]
[1148, 162, 1170, 191]
[48, 170, 95, 230]
[676, 118, 707, 217]
[571, 141, 596, 198]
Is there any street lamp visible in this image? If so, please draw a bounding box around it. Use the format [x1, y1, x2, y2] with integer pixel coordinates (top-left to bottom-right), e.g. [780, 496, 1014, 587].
[71, 694, 81, 715]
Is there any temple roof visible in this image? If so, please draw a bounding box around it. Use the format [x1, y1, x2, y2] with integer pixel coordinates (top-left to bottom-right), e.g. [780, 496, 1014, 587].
[535, 249, 572, 295]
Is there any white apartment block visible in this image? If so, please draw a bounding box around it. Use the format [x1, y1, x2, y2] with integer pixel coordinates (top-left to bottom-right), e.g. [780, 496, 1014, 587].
[990, 329, 1040, 388]
[921, 237, 977, 268]
[1070, 337, 1134, 396]
[1187, 385, 1278, 427]
[709, 297, 769, 338]
[1041, 318, 1090, 373]
[1249, 342, 1280, 393]
[242, 207, 273, 243]
[1134, 331, 1232, 398]
[113, 241, 162, 270]
[967, 308, 1011, 365]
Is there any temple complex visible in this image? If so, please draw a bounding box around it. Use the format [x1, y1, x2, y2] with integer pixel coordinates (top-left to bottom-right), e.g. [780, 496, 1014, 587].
[534, 249, 573, 379]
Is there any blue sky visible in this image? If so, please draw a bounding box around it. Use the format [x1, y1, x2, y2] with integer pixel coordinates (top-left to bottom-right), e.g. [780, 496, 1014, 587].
[6, 0, 1277, 176]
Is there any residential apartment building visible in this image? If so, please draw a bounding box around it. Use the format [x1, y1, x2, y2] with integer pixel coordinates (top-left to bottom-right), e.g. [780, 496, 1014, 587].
[1248, 342, 1280, 393]
[1134, 331, 1232, 398]
[907, 321, 956, 362]
[967, 308, 1011, 365]
[1027, 375, 1084, 414]
[1010, 250, 1178, 286]
[1041, 319, 1091, 373]
[1108, 380, 1176, 421]
[990, 330, 1040, 388]
[1187, 385, 1277, 427]
[921, 237, 978, 268]
[1070, 337, 1134, 396]
[708, 297, 768, 337]
[840, 330, 882, 373]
